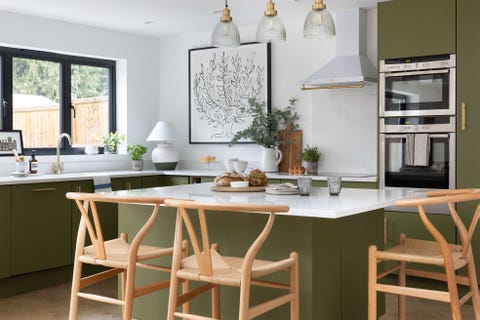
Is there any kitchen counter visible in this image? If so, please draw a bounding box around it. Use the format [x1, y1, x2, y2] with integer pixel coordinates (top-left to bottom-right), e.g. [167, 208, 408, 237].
[0, 169, 376, 185]
[115, 183, 418, 319]
[109, 182, 418, 219]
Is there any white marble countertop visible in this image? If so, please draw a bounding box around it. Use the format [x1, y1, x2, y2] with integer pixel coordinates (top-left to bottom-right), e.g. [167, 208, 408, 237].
[0, 169, 376, 185]
[106, 183, 423, 219]
[163, 169, 377, 183]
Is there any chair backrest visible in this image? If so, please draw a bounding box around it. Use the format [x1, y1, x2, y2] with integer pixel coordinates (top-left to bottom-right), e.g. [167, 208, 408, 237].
[163, 199, 290, 276]
[66, 192, 166, 260]
[396, 189, 480, 259]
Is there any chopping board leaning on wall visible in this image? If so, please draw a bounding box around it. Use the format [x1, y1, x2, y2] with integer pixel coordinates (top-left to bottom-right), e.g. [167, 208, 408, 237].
[278, 128, 302, 172]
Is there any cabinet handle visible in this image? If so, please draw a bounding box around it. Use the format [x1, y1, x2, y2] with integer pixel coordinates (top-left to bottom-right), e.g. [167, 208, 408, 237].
[126, 182, 131, 190]
[76, 186, 82, 192]
[32, 187, 57, 192]
[461, 102, 466, 131]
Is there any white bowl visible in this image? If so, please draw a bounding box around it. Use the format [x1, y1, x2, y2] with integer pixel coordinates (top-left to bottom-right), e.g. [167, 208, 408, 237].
[224, 160, 235, 172]
[233, 161, 248, 173]
[230, 181, 249, 188]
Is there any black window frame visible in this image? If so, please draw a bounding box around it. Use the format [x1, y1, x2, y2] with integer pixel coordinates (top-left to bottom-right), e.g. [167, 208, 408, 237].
[0, 46, 116, 155]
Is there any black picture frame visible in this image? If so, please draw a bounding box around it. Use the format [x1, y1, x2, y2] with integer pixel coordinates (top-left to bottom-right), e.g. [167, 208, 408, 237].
[189, 42, 271, 144]
[0, 130, 23, 156]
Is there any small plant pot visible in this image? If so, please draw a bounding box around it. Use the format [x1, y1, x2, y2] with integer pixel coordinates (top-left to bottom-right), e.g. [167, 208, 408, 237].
[131, 160, 144, 171]
[104, 145, 117, 154]
[303, 161, 318, 174]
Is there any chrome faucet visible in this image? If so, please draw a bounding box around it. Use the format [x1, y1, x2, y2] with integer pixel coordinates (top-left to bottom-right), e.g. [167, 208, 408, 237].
[52, 133, 71, 174]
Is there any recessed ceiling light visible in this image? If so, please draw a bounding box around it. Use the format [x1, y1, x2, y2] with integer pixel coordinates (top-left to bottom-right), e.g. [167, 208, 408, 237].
[144, 20, 154, 25]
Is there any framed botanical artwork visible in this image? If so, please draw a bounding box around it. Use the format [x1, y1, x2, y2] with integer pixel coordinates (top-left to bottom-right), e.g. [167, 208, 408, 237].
[189, 42, 271, 144]
[0, 130, 23, 156]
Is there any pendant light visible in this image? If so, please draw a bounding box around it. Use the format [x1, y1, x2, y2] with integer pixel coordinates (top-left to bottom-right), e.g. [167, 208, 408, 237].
[211, 0, 241, 48]
[303, 0, 336, 39]
[256, 0, 286, 43]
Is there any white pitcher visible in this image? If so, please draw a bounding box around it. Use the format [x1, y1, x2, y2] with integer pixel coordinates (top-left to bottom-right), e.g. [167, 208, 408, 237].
[260, 146, 283, 172]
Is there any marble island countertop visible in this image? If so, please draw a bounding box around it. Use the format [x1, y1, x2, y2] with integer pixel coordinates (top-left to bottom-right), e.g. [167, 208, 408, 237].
[108, 183, 422, 219]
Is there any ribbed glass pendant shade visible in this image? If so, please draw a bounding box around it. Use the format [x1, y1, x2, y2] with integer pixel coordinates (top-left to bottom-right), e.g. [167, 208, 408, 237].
[212, 1, 241, 48]
[256, 15, 286, 43]
[303, 6, 336, 39]
[256, 0, 286, 43]
[212, 20, 241, 47]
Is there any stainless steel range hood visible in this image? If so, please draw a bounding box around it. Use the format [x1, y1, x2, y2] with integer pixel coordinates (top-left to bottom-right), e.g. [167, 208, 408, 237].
[302, 8, 377, 90]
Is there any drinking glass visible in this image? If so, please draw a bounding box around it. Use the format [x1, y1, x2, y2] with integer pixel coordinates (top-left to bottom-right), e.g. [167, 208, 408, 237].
[327, 176, 342, 196]
[297, 177, 312, 196]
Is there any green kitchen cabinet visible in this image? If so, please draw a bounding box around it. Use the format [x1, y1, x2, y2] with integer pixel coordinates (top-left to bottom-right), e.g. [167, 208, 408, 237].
[0, 186, 11, 279]
[456, 0, 480, 281]
[11, 182, 72, 275]
[111, 176, 142, 191]
[378, 0, 456, 59]
[142, 175, 189, 188]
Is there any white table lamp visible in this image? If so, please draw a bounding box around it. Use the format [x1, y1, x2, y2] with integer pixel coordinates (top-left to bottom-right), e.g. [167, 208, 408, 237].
[146, 121, 179, 170]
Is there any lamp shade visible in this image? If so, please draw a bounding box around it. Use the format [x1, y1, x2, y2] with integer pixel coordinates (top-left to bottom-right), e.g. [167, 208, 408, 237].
[147, 121, 176, 142]
[147, 121, 179, 170]
[303, 7, 336, 39]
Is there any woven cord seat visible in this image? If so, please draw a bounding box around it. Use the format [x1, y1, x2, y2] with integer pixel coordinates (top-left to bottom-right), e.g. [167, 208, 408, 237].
[368, 189, 480, 320]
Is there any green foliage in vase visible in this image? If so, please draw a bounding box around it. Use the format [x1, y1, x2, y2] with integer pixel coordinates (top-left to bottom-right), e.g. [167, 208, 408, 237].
[301, 145, 322, 162]
[127, 144, 148, 160]
[229, 98, 299, 148]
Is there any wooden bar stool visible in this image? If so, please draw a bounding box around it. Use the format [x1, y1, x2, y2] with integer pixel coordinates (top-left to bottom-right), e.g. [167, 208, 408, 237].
[66, 192, 188, 320]
[163, 199, 300, 320]
[368, 189, 480, 320]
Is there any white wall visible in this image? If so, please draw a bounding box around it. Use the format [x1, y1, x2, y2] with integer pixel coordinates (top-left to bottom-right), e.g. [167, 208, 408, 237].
[159, 9, 378, 174]
[0, 10, 161, 173]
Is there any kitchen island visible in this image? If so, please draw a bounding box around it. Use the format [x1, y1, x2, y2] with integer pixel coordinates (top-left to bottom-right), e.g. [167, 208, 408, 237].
[112, 183, 422, 320]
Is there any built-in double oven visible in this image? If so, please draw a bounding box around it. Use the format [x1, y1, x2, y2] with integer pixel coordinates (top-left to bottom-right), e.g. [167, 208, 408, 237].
[379, 54, 456, 191]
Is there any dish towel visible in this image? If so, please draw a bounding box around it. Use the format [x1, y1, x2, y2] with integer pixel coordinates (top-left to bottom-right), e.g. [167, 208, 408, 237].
[414, 134, 430, 166]
[93, 175, 112, 193]
[404, 134, 415, 166]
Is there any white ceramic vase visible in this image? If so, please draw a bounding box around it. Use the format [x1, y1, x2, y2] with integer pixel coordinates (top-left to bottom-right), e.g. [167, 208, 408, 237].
[260, 146, 283, 172]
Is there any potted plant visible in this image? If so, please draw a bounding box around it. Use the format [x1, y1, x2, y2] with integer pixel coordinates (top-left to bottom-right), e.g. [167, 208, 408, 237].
[102, 132, 125, 154]
[127, 144, 147, 171]
[301, 145, 321, 174]
[229, 98, 299, 172]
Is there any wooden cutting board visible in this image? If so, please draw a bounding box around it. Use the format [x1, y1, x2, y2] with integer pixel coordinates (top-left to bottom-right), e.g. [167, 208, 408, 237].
[278, 129, 302, 173]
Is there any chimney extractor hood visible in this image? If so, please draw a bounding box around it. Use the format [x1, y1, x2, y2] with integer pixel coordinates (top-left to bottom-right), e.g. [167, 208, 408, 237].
[302, 8, 377, 90]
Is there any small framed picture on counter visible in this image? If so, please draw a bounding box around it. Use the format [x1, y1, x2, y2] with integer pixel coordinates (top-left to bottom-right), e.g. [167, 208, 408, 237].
[0, 130, 23, 156]
[188, 42, 271, 144]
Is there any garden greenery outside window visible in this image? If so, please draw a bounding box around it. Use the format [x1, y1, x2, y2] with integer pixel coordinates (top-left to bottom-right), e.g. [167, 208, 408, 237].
[0, 46, 116, 155]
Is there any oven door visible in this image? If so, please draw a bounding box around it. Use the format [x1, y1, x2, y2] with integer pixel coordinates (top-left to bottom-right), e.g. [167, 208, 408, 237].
[379, 68, 456, 117]
[379, 133, 455, 189]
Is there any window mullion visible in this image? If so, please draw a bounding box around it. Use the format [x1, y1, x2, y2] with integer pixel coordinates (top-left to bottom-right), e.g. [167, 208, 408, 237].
[2, 53, 13, 130]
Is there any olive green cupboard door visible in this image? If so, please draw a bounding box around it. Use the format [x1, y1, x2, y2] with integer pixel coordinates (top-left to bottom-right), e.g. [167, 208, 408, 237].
[11, 182, 72, 275]
[0, 186, 11, 278]
[456, 0, 480, 281]
[378, 0, 456, 59]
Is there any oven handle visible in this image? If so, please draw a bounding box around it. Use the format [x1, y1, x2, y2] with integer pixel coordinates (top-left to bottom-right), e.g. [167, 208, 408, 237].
[384, 133, 450, 139]
[384, 68, 449, 77]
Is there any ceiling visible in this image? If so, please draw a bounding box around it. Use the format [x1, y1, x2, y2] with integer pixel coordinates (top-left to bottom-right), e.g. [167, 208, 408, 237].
[0, 0, 385, 38]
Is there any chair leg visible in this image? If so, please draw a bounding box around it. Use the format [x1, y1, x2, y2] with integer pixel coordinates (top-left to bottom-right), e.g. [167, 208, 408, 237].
[445, 266, 462, 320]
[290, 252, 300, 320]
[69, 260, 83, 320]
[397, 261, 406, 320]
[122, 266, 136, 320]
[397, 233, 407, 320]
[181, 240, 190, 315]
[239, 279, 252, 320]
[121, 270, 127, 316]
[212, 284, 220, 319]
[368, 245, 377, 320]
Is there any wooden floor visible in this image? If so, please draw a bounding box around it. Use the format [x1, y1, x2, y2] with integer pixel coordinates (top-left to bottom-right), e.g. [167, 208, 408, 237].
[0, 279, 475, 319]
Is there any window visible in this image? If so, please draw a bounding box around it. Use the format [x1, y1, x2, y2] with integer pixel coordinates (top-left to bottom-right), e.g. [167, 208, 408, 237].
[0, 47, 116, 155]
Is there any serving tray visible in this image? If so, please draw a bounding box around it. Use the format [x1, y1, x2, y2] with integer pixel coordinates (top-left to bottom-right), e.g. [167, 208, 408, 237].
[211, 185, 266, 192]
